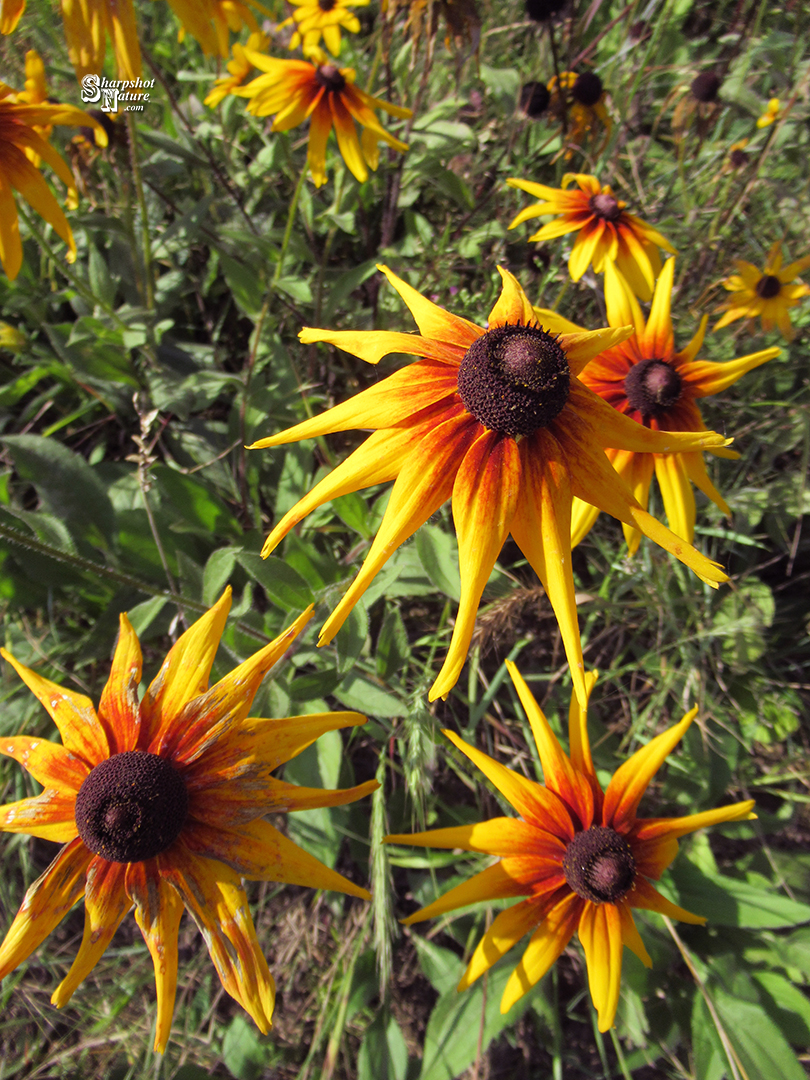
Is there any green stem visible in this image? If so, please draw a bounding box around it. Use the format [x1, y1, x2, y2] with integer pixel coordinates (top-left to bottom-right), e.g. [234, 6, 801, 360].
[125, 113, 156, 313]
[0, 519, 270, 642]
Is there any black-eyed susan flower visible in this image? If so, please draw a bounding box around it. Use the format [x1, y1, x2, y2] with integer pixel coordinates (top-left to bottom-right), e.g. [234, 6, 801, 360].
[547, 71, 611, 158]
[283, 0, 368, 57]
[233, 50, 410, 187]
[0, 85, 107, 279]
[60, 0, 141, 82]
[756, 97, 780, 128]
[0, 590, 376, 1052]
[250, 266, 731, 707]
[507, 172, 676, 301]
[536, 258, 780, 550]
[204, 30, 269, 108]
[385, 663, 755, 1031]
[165, 0, 269, 58]
[0, 0, 25, 34]
[715, 241, 810, 342]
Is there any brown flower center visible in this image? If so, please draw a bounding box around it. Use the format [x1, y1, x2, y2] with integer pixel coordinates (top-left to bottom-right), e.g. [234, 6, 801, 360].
[316, 65, 346, 93]
[318, 0, 337, 9]
[691, 71, 721, 103]
[456, 324, 570, 438]
[74, 751, 188, 863]
[755, 274, 782, 299]
[589, 193, 623, 222]
[519, 81, 550, 119]
[572, 72, 603, 107]
[624, 358, 682, 418]
[562, 826, 636, 904]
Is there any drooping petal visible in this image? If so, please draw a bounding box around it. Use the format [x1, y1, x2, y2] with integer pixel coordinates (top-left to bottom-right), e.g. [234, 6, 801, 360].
[139, 588, 232, 753]
[568, 220, 608, 281]
[617, 901, 651, 967]
[430, 430, 520, 701]
[306, 96, 332, 187]
[629, 876, 705, 924]
[602, 707, 698, 832]
[97, 613, 143, 754]
[0, 176, 22, 279]
[506, 661, 594, 828]
[318, 409, 478, 647]
[631, 834, 681, 879]
[0, 736, 89, 794]
[654, 452, 696, 543]
[401, 860, 535, 925]
[0, 837, 91, 980]
[500, 890, 582, 1012]
[180, 817, 370, 898]
[125, 861, 185, 1054]
[166, 606, 314, 762]
[384, 818, 567, 858]
[51, 857, 131, 1007]
[159, 841, 275, 1033]
[459, 895, 550, 990]
[442, 729, 576, 841]
[509, 431, 586, 707]
[578, 900, 624, 1031]
[1, 648, 109, 766]
[330, 92, 367, 182]
[0, 790, 80, 842]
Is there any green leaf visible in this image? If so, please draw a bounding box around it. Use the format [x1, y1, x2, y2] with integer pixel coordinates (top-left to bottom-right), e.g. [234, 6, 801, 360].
[668, 859, 810, 928]
[335, 672, 408, 718]
[236, 552, 313, 612]
[284, 728, 343, 868]
[357, 1012, 410, 1080]
[419, 959, 531, 1080]
[203, 546, 238, 605]
[416, 524, 461, 601]
[713, 990, 808, 1080]
[691, 993, 731, 1080]
[1, 434, 116, 545]
[153, 465, 241, 538]
[712, 578, 774, 668]
[335, 601, 368, 675]
[751, 970, 810, 1046]
[221, 1015, 271, 1080]
[376, 606, 411, 681]
[412, 935, 464, 996]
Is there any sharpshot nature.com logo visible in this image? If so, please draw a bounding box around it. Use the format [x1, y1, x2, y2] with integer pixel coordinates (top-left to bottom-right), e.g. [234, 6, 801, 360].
[80, 75, 156, 113]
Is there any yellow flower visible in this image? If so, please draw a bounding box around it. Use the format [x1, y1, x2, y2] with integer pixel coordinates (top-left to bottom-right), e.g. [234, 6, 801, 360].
[536, 259, 780, 551]
[756, 97, 780, 128]
[0, 0, 25, 34]
[283, 0, 369, 58]
[250, 266, 731, 708]
[60, 0, 141, 82]
[547, 70, 611, 159]
[0, 590, 376, 1053]
[0, 320, 27, 351]
[507, 172, 676, 301]
[0, 85, 107, 279]
[12, 51, 52, 169]
[233, 51, 410, 187]
[715, 240, 810, 342]
[204, 30, 270, 108]
[385, 664, 755, 1032]
[165, 0, 270, 57]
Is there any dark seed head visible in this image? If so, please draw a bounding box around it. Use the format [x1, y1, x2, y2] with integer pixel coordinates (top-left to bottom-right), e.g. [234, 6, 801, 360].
[519, 81, 551, 119]
[589, 192, 623, 223]
[74, 751, 188, 863]
[624, 358, 683, 418]
[562, 826, 636, 904]
[456, 324, 570, 438]
[572, 72, 603, 108]
[315, 65, 346, 93]
[318, 0, 337, 9]
[729, 147, 748, 169]
[755, 274, 782, 299]
[525, 0, 566, 22]
[691, 71, 721, 103]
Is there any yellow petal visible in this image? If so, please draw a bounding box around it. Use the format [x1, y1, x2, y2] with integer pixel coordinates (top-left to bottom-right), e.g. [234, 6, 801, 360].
[488, 266, 535, 327]
[617, 900, 651, 967]
[459, 897, 546, 989]
[630, 876, 705, 925]
[633, 799, 756, 842]
[126, 861, 184, 1054]
[401, 860, 533, 925]
[683, 346, 781, 397]
[500, 891, 581, 1012]
[0, 736, 89, 794]
[51, 857, 132, 1007]
[384, 817, 566, 857]
[603, 259, 645, 338]
[654, 452, 696, 544]
[578, 900, 623, 1031]
[98, 613, 143, 754]
[602, 707, 698, 831]
[559, 325, 635, 377]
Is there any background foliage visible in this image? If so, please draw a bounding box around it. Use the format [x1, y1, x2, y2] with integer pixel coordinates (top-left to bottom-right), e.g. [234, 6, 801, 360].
[1, 0, 809, 1077]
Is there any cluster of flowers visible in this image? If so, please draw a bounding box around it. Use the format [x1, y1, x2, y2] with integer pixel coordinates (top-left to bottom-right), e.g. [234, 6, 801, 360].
[0, 0, 806, 1058]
